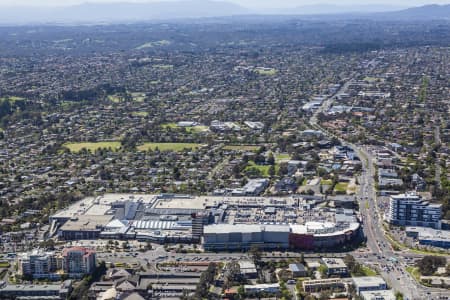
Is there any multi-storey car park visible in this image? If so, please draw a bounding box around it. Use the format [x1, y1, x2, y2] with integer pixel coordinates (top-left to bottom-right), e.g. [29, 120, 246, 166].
[49, 193, 362, 250]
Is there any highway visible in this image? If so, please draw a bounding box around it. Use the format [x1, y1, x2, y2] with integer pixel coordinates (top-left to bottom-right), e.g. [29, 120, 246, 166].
[309, 76, 449, 300]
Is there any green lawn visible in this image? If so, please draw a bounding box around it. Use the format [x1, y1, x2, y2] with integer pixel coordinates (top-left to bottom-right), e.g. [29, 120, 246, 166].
[223, 145, 261, 151]
[364, 76, 379, 82]
[131, 92, 146, 102]
[275, 153, 291, 162]
[359, 265, 377, 276]
[132, 111, 149, 117]
[334, 182, 349, 192]
[0, 262, 10, 268]
[63, 142, 121, 153]
[0, 96, 25, 102]
[137, 143, 202, 152]
[410, 248, 449, 256]
[245, 161, 279, 177]
[254, 68, 278, 75]
[161, 123, 178, 129]
[108, 95, 123, 103]
[108, 93, 146, 103]
[161, 123, 208, 133]
[321, 179, 333, 185]
[153, 64, 174, 70]
[406, 266, 421, 282]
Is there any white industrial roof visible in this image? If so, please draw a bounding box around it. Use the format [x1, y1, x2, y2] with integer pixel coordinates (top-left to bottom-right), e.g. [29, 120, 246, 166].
[353, 276, 386, 288]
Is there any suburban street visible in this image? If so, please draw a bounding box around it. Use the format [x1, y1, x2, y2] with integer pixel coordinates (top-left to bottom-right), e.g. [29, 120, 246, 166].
[310, 76, 449, 300]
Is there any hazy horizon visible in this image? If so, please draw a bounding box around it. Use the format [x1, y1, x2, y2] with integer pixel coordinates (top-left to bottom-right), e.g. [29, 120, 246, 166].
[0, 0, 449, 9]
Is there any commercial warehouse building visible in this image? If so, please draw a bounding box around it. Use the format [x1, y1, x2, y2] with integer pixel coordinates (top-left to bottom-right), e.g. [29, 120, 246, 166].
[360, 289, 396, 300]
[406, 226, 450, 249]
[352, 276, 387, 294]
[51, 193, 361, 250]
[203, 222, 360, 251]
[203, 224, 290, 250]
[0, 280, 72, 300]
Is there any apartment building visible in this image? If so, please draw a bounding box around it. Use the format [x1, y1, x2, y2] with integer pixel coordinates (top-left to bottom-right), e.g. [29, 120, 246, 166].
[388, 192, 442, 229]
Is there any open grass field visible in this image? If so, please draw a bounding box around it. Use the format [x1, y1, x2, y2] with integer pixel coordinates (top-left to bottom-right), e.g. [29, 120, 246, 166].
[132, 111, 149, 117]
[223, 145, 261, 151]
[137, 142, 202, 152]
[0, 96, 26, 102]
[108, 95, 123, 103]
[254, 68, 278, 75]
[161, 123, 178, 129]
[321, 179, 333, 185]
[131, 92, 146, 102]
[153, 64, 174, 70]
[334, 182, 349, 193]
[63, 142, 121, 153]
[108, 93, 146, 103]
[245, 161, 279, 177]
[275, 153, 291, 162]
[161, 123, 208, 133]
[364, 76, 381, 83]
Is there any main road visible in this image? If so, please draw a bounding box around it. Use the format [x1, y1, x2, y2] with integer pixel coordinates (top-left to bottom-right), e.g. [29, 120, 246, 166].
[309, 77, 449, 300]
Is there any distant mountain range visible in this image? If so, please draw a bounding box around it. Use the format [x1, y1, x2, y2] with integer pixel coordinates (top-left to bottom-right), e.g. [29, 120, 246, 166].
[0, 1, 448, 25]
[269, 4, 407, 15]
[375, 4, 450, 20]
[0, 0, 249, 24]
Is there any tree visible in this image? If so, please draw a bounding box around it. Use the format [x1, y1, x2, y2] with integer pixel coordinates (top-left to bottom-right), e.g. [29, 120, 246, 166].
[237, 285, 246, 300]
[249, 245, 262, 266]
[300, 253, 305, 264]
[195, 262, 217, 299]
[319, 291, 331, 300]
[146, 242, 152, 250]
[416, 256, 446, 276]
[268, 165, 276, 177]
[277, 163, 288, 176]
[344, 254, 356, 271]
[395, 291, 404, 300]
[224, 261, 242, 288]
[319, 265, 328, 278]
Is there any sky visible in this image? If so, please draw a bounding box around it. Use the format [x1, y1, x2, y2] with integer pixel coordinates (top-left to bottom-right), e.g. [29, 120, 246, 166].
[0, 0, 449, 8]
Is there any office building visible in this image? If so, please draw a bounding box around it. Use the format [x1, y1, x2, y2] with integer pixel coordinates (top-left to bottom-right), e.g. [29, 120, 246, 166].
[289, 263, 307, 277]
[244, 283, 280, 295]
[322, 258, 348, 276]
[352, 276, 387, 294]
[302, 278, 345, 293]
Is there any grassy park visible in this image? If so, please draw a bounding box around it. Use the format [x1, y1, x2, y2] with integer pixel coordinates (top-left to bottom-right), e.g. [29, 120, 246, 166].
[63, 142, 122, 153]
